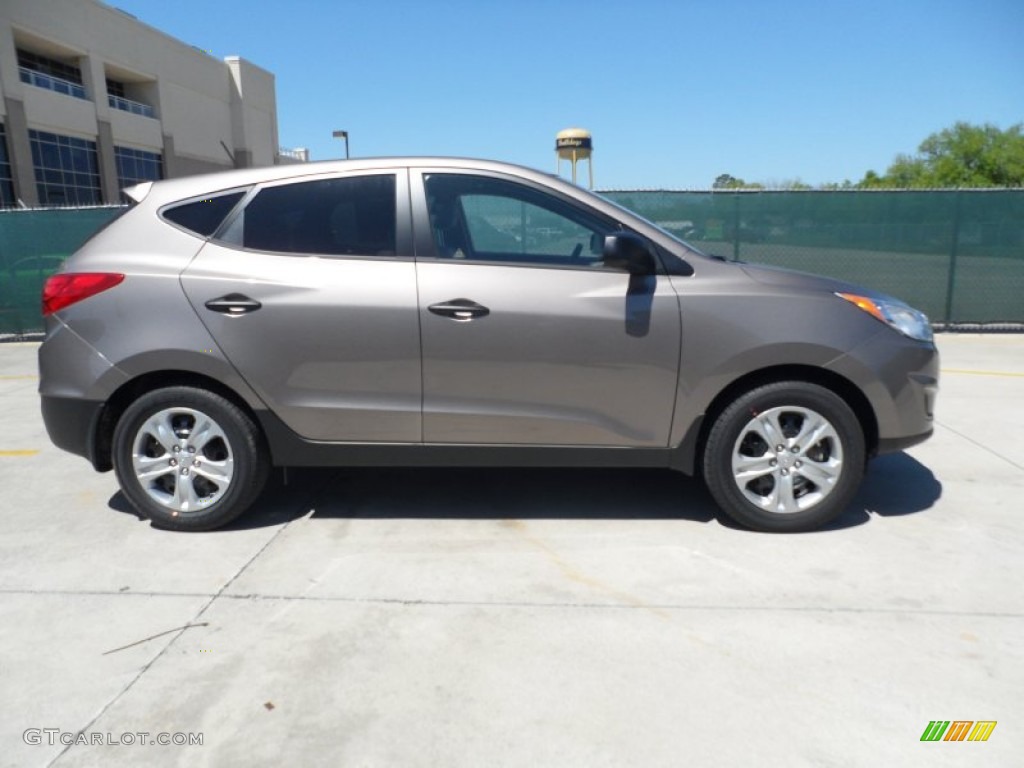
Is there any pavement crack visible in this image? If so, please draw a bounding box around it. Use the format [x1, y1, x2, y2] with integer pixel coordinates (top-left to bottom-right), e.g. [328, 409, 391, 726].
[207, 593, 1024, 619]
[101, 622, 210, 655]
[0, 587, 215, 598]
[46, 471, 333, 768]
[8, 586, 1021, 620]
[935, 420, 1024, 471]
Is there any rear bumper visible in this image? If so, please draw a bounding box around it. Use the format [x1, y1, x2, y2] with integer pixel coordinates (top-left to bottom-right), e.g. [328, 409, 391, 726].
[40, 395, 105, 468]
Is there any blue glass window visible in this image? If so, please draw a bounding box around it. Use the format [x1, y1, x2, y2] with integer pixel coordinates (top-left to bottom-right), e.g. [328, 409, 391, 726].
[0, 124, 15, 207]
[29, 130, 102, 206]
[114, 146, 163, 188]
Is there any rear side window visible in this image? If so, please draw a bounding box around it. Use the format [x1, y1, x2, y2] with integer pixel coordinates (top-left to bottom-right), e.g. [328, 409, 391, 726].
[223, 175, 396, 256]
[163, 191, 246, 237]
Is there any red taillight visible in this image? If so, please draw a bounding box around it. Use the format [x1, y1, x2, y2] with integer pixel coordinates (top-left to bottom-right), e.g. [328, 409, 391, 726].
[42, 273, 125, 316]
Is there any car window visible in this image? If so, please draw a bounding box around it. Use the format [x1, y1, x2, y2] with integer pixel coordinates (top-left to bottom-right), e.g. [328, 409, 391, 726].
[221, 174, 396, 256]
[162, 190, 246, 237]
[424, 174, 616, 267]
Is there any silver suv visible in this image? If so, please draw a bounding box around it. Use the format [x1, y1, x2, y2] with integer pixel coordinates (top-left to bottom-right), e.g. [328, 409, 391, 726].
[38, 158, 938, 532]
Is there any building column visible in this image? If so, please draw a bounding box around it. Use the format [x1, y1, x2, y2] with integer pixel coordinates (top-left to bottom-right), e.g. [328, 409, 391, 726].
[162, 133, 176, 177]
[80, 53, 119, 203]
[95, 119, 120, 203]
[3, 97, 38, 207]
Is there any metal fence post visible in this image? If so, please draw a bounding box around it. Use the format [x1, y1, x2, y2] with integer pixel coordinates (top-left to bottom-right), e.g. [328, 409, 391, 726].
[942, 190, 962, 326]
[732, 193, 741, 261]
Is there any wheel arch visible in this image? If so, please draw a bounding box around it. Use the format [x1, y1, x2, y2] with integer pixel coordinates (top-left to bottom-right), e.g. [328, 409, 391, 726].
[681, 364, 878, 477]
[90, 371, 264, 472]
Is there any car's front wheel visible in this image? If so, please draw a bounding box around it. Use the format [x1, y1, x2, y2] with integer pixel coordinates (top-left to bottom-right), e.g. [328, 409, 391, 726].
[112, 387, 269, 531]
[702, 381, 865, 532]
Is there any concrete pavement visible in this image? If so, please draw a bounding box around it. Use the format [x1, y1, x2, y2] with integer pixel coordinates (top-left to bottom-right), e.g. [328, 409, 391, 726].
[1, 335, 1021, 767]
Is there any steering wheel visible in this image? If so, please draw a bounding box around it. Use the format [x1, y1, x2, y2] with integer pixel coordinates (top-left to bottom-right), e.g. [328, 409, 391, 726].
[570, 243, 583, 259]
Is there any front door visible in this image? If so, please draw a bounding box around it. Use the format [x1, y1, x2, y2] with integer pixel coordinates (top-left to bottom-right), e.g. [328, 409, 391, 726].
[413, 171, 681, 447]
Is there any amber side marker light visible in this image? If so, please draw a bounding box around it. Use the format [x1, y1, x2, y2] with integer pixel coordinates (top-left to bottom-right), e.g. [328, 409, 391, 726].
[835, 291, 934, 343]
[42, 273, 125, 316]
[836, 292, 886, 322]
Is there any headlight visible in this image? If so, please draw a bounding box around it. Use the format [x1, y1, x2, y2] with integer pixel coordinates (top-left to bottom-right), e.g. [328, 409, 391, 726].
[836, 292, 933, 343]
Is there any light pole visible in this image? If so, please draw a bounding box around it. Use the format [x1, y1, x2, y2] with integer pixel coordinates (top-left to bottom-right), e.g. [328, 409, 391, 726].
[332, 130, 349, 159]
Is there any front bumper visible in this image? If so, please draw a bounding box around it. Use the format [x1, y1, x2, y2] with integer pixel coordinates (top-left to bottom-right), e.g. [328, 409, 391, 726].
[877, 428, 934, 454]
[828, 330, 939, 455]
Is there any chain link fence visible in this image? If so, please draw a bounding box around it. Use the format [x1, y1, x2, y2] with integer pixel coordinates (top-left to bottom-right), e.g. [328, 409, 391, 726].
[602, 189, 1024, 329]
[1, 206, 124, 338]
[1, 190, 1022, 337]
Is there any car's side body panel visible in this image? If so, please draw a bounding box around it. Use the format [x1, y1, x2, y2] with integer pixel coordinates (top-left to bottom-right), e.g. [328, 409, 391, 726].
[37, 263, 264, 410]
[180, 247, 422, 441]
[415, 263, 682, 447]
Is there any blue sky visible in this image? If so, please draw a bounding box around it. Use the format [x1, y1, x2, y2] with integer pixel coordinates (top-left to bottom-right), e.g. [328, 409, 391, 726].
[112, 0, 1022, 189]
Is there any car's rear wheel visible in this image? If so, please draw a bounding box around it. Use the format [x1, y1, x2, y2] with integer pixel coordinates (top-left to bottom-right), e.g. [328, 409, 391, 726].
[702, 381, 865, 532]
[112, 387, 269, 531]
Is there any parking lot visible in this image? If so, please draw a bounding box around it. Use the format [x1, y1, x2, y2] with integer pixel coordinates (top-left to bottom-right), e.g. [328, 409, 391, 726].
[1, 335, 1022, 767]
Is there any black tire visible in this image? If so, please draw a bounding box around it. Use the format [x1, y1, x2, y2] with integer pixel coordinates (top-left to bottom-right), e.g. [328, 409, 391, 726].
[112, 387, 269, 531]
[702, 381, 865, 533]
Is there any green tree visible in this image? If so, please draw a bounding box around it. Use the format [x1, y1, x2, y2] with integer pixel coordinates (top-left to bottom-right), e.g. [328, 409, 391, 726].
[713, 173, 763, 190]
[771, 178, 813, 190]
[820, 180, 855, 190]
[859, 122, 1024, 188]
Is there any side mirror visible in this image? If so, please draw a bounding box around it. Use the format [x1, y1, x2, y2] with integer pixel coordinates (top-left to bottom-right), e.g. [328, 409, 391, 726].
[603, 233, 656, 275]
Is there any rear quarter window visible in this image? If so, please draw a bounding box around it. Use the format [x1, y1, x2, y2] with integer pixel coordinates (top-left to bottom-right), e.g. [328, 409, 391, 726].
[161, 191, 247, 237]
[219, 175, 397, 257]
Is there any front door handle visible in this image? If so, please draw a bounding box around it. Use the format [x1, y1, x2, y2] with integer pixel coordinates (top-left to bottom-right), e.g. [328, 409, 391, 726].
[204, 294, 262, 315]
[428, 298, 490, 321]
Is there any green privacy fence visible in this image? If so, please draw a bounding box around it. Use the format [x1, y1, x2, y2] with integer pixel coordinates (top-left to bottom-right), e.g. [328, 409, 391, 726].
[1, 190, 1023, 336]
[1, 206, 124, 337]
[602, 189, 1024, 327]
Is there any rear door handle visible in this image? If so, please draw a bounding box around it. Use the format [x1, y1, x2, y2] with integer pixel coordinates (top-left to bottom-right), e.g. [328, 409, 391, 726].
[204, 293, 262, 315]
[428, 298, 490, 321]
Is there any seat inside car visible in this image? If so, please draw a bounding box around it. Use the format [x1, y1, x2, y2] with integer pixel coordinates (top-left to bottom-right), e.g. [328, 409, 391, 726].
[429, 195, 469, 259]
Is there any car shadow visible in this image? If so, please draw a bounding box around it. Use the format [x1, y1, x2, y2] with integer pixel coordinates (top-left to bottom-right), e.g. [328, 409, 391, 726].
[307, 467, 718, 524]
[108, 451, 940, 533]
[821, 451, 942, 531]
[109, 466, 719, 530]
[107, 469, 318, 530]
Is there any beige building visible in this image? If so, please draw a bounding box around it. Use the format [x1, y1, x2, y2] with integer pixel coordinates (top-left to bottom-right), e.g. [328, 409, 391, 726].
[0, 0, 302, 207]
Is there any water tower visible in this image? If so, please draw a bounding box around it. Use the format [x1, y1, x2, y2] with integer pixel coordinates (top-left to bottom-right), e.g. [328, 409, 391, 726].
[555, 128, 593, 188]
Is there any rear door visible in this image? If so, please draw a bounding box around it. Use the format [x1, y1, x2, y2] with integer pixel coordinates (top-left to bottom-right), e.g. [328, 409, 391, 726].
[179, 170, 422, 442]
[412, 170, 682, 447]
